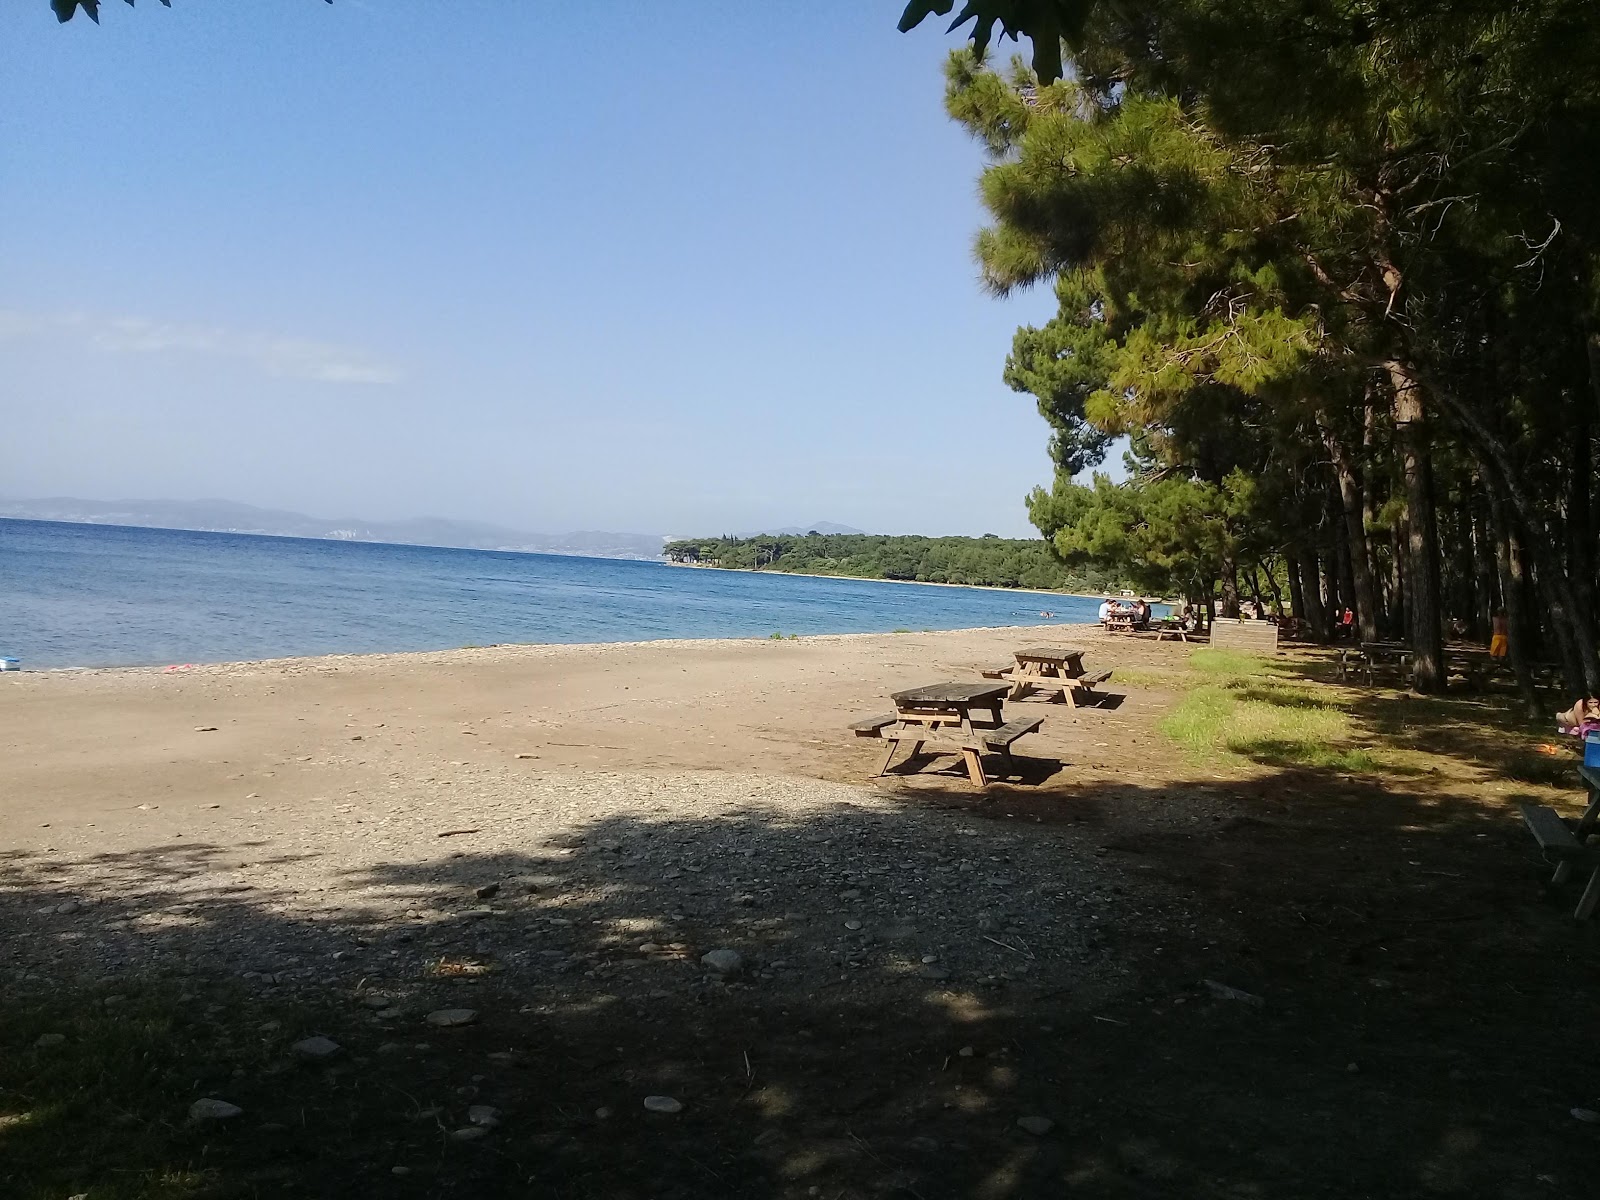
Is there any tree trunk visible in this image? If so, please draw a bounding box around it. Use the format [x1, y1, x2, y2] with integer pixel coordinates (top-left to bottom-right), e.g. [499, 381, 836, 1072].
[1387, 360, 1445, 691]
[1219, 547, 1241, 619]
[1246, 563, 1267, 615]
[1263, 557, 1285, 617]
[1567, 400, 1594, 636]
[1470, 489, 1498, 642]
[1326, 432, 1378, 642]
[1487, 485, 1539, 713]
[1298, 551, 1327, 642]
[1587, 331, 1600, 424]
[1362, 401, 1386, 631]
[1286, 553, 1307, 638]
[1424, 371, 1600, 694]
[1391, 521, 1407, 641]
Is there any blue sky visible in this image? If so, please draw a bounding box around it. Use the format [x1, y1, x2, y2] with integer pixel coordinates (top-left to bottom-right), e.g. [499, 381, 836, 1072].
[0, 1, 1092, 538]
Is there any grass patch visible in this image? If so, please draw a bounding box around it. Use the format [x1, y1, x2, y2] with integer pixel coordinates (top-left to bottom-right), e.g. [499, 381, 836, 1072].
[1187, 647, 1282, 678]
[1109, 667, 1193, 691]
[1160, 682, 1382, 773]
[1, 984, 282, 1199]
[0, 981, 437, 1199]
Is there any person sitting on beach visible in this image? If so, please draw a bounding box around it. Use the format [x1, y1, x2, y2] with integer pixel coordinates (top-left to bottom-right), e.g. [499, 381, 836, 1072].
[1134, 598, 1151, 629]
[1097, 597, 1113, 624]
[1489, 609, 1509, 659]
[1557, 696, 1600, 736]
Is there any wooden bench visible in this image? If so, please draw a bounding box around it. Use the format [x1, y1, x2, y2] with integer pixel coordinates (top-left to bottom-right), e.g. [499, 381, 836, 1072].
[979, 715, 1044, 760]
[849, 713, 898, 737]
[1064, 668, 1113, 707]
[980, 663, 1016, 681]
[1519, 801, 1600, 919]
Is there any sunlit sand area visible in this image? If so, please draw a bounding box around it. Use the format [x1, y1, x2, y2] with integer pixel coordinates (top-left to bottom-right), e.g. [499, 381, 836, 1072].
[6, 627, 1597, 1196]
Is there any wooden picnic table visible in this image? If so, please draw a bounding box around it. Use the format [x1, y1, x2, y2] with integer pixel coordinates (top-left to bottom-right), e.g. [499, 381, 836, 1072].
[848, 681, 1041, 787]
[982, 645, 1113, 707]
[1342, 641, 1562, 691]
[1341, 641, 1413, 685]
[1519, 764, 1600, 919]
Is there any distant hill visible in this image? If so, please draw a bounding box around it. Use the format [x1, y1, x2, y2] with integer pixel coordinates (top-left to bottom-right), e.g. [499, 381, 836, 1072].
[0, 497, 668, 561]
[735, 522, 865, 537]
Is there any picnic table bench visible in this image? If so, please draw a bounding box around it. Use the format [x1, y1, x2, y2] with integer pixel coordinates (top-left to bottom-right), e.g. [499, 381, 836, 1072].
[1517, 764, 1600, 919]
[1342, 642, 1564, 691]
[1447, 647, 1563, 690]
[1154, 620, 1198, 642]
[849, 681, 1041, 787]
[1340, 641, 1413, 685]
[980, 646, 1113, 707]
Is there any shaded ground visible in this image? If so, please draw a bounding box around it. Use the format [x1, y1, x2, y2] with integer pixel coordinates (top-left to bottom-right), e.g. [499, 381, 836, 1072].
[4, 633, 1599, 1198]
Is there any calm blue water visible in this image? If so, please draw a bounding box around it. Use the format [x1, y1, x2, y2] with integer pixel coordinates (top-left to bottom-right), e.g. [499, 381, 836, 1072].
[0, 519, 1115, 669]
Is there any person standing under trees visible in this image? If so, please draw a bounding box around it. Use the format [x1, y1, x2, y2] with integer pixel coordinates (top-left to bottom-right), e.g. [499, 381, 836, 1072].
[1490, 610, 1510, 661]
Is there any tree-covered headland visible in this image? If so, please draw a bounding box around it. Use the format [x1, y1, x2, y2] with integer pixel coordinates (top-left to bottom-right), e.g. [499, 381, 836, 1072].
[664, 534, 1131, 593]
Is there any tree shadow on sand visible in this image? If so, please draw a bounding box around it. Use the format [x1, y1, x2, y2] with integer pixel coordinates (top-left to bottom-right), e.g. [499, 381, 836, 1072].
[3, 765, 1598, 1199]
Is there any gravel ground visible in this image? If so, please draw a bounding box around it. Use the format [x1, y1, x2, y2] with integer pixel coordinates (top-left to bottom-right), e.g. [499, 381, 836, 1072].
[3, 768, 1199, 1011]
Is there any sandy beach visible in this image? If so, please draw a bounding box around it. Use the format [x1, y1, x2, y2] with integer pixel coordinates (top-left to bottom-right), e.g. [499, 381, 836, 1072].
[1, 623, 1176, 852]
[6, 625, 1596, 1197]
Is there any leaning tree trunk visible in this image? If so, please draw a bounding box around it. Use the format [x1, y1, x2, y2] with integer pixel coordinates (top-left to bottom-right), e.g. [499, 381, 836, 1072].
[1487, 485, 1540, 714]
[1426, 373, 1600, 695]
[1263, 558, 1285, 618]
[1387, 361, 1446, 690]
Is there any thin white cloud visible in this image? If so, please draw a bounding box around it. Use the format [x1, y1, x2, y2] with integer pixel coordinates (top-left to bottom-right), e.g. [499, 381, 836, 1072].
[0, 309, 402, 385]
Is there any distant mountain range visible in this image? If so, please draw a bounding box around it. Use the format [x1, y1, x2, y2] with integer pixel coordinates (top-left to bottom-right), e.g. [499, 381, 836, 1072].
[0, 497, 669, 561]
[734, 522, 865, 537]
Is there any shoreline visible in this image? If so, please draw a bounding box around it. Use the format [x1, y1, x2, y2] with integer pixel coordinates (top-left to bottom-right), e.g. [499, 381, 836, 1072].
[661, 559, 1120, 602]
[9, 621, 1104, 680]
[0, 620, 1140, 841]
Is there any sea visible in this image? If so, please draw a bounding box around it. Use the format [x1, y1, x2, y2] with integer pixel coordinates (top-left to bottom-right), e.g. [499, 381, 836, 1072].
[0, 519, 1122, 670]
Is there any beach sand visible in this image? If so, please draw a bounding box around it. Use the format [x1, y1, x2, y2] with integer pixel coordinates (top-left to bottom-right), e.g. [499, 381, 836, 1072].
[0, 622, 1173, 850]
[5, 626, 1594, 1196]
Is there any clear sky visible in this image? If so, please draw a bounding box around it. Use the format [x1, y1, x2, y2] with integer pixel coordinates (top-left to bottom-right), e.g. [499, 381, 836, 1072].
[0, 1, 1092, 538]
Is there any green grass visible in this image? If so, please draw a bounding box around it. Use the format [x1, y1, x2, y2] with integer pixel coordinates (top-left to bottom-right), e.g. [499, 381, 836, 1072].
[1154, 650, 1386, 772]
[0, 984, 289, 1199]
[1160, 683, 1381, 772]
[1186, 647, 1281, 678]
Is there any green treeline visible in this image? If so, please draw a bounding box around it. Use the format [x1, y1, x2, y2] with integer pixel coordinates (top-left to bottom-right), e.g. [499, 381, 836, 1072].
[933, 1, 1600, 697]
[663, 534, 1130, 592]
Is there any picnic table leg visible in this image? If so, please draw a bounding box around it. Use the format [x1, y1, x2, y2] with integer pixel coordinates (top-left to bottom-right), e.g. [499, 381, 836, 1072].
[1552, 788, 1600, 885]
[960, 748, 987, 786]
[1577, 786, 1600, 841]
[957, 714, 989, 787]
[1577, 867, 1600, 920]
[876, 732, 903, 777]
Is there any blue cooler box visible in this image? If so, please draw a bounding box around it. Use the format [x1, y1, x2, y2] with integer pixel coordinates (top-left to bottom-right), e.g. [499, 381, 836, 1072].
[1587, 733, 1600, 768]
